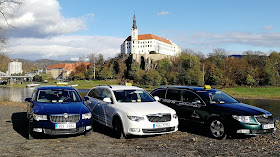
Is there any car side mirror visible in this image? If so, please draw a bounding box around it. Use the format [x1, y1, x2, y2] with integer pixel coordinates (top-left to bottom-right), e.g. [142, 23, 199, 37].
[84, 96, 89, 101]
[25, 98, 32, 102]
[154, 96, 160, 101]
[103, 97, 112, 103]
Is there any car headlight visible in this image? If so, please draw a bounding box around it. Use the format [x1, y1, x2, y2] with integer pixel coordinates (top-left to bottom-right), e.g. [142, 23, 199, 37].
[127, 115, 144, 122]
[33, 114, 48, 121]
[173, 114, 178, 119]
[232, 115, 256, 124]
[82, 112, 92, 119]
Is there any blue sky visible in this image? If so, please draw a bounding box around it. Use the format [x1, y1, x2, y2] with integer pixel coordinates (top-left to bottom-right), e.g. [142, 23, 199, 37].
[3, 0, 280, 60]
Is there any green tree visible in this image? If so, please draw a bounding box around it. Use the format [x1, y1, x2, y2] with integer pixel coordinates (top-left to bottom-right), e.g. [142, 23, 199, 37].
[99, 61, 114, 79]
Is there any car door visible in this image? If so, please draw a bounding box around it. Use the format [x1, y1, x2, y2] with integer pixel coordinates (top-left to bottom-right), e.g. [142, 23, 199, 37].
[100, 88, 115, 127]
[159, 89, 183, 117]
[180, 90, 207, 124]
[85, 88, 105, 124]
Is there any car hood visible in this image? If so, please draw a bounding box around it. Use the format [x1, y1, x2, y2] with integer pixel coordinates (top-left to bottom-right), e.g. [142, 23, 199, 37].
[213, 102, 271, 116]
[118, 101, 175, 115]
[33, 102, 90, 115]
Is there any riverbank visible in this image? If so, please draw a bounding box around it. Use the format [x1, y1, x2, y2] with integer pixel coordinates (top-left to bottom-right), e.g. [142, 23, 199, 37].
[220, 86, 280, 100]
[1, 101, 280, 156]
[2, 80, 280, 100]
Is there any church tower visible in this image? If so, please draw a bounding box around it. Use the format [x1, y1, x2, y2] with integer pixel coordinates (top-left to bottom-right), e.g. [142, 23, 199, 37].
[131, 14, 138, 54]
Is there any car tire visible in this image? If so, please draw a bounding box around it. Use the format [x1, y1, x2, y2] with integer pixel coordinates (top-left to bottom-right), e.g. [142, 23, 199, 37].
[208, 118, 226, 140]
[113, 118, 125, 139]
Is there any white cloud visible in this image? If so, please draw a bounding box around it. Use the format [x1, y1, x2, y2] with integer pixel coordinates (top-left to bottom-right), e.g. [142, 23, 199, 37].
[6, 0, 86, 38]
[263, 25, 274, 31]
[174, 31, 280, 53]
[7, 35, 124, 60]
[157, 11, 169, 16]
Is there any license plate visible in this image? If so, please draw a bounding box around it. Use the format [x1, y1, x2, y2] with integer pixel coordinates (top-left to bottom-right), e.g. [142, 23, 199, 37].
[55, 123, 76, 129]
[153, 122, 170, 128]
[262, 124, 274, 129]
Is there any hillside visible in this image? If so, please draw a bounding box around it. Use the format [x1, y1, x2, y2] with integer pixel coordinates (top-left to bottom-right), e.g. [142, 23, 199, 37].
[0, 54, 11, 73]
[0, 56, 75, 73]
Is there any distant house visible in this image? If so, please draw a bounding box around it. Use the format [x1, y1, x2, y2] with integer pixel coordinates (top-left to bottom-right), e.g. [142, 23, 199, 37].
[46, 63, 74, 80]
[46, 62, 92, 80]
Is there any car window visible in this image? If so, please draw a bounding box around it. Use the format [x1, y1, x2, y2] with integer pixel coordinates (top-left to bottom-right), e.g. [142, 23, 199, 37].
[88, 88, 105, 100]
[102, 88, 112, 99]
[151, 89, 166, 98]
[36, 89, 82, 103]
[197, 90, 238, 104]
[114, 90, 155, 103]
[166, 89, 180, 101]
[181, 90, 202, 104]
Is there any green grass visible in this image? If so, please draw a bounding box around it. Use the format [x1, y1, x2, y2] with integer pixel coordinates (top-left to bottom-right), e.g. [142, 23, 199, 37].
[219, 86, 280, 99]
[6, 79, 121, 89]
[5, 81, 280, 99]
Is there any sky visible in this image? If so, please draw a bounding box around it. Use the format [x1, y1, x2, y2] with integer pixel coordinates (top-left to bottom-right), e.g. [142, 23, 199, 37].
[2, 0, 280, 61]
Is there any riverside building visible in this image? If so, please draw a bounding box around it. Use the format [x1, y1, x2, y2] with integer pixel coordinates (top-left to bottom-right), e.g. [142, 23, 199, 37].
[120, 14, 181, 62]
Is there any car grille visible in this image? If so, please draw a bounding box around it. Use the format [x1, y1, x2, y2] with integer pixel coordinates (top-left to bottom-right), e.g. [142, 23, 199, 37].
[142, 127, 175, 133]
[147, 114, 171, 122]
[50, 114, 80, 123]
[255, 115, 274, 124]
[44, 127, 85, 135]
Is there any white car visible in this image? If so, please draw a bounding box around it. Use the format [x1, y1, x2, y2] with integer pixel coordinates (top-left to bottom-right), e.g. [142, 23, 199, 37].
[84, 85, 178, 138]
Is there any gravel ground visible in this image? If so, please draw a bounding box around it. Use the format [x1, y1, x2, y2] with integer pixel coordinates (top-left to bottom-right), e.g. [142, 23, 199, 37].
[1, 102, 280, 157]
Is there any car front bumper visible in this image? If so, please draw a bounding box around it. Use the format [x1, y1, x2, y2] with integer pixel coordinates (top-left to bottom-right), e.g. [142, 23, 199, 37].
[123, 119, 179, 136]
[31, 119, 92, 135]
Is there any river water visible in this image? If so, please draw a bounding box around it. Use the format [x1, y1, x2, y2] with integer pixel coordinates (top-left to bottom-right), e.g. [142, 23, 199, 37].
[0, 87, 279, 119]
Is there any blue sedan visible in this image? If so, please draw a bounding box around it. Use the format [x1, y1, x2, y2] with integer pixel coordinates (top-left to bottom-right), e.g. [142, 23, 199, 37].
[25, 86, 92, 139]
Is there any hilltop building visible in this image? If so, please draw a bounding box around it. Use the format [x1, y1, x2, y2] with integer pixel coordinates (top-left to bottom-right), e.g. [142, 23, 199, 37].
[46, 62, 91, 80]
[120, 14, 181, 63]
[7, 60, 23, 75]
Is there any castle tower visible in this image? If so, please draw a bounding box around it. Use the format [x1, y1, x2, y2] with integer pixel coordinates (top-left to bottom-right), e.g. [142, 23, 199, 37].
[131, 14, 138, 54]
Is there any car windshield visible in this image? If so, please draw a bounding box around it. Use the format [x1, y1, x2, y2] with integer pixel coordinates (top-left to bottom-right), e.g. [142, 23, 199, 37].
[114, 90, 155, 103]
[36, 89, 82, 103]
[197, 90, 238, 104]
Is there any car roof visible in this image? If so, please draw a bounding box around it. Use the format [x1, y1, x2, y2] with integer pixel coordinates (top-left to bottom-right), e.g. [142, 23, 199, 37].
[94, 85, 143, 91]
[37, 86, 76, 90]
[155, 85, 218, 92]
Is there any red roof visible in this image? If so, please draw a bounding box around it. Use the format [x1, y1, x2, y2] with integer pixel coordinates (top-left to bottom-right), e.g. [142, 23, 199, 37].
[46, 62, 91, 72]
[125, 34, 172, 45]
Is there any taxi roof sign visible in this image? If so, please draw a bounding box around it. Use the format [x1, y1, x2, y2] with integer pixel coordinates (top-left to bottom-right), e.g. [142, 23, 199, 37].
[125, 82, 132, 86]
[204, 85, 211, 90]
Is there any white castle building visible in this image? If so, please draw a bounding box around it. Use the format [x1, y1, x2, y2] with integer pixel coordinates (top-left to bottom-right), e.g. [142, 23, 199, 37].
[120, 14, 181, 57]
[7, 60, 23, 75]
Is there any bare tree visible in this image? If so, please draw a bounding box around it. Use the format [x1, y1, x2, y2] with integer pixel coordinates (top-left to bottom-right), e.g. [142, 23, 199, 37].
[0, 0, 22, 52]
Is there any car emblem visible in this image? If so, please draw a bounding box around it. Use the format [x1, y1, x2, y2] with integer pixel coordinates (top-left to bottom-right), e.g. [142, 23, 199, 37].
[64, 113, 68, 118]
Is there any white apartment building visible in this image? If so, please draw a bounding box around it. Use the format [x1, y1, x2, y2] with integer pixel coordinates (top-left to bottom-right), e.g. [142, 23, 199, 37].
[7, 61, 23, 75]
[121, 14, 181, 56]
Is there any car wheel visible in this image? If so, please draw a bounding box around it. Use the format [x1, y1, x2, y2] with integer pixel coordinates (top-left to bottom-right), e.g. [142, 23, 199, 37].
[113, 118, 125, 139]
[208, 118, 226, 140]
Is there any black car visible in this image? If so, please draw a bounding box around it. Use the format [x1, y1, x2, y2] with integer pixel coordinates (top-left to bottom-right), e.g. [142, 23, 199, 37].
[151, 85, 275, 139]
[25, 86, 92, 139]
[0, 80, 7, 85]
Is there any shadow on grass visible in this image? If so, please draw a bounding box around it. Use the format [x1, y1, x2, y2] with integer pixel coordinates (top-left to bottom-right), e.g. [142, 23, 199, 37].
[11, 112, 29, 139]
